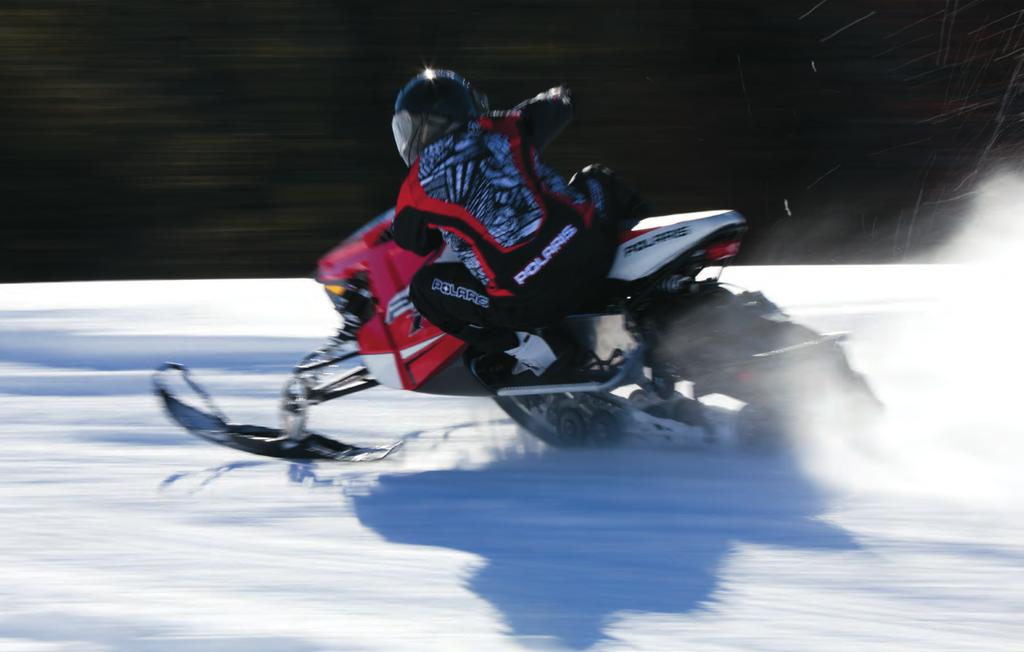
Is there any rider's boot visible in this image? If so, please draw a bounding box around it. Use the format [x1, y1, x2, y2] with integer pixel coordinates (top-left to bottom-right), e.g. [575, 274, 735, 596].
[469, 330, 571, 387]
[504, 332, 559, 376]
[504, 329, 586, 380]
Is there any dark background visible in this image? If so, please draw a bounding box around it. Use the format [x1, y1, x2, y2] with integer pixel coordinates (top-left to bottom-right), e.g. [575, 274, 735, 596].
[2, 0, 1023, 282]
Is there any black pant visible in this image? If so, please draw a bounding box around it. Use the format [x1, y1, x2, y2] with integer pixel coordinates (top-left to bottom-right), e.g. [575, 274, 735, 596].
[409, 263, 559, 352]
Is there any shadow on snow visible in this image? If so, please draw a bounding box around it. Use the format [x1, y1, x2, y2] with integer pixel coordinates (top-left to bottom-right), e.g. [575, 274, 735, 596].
[160, 421, 860, 650]
[348, 444, 860, 649]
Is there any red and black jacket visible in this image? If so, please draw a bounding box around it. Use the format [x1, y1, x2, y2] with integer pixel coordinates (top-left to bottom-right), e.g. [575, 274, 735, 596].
[393, 88, 609, 301]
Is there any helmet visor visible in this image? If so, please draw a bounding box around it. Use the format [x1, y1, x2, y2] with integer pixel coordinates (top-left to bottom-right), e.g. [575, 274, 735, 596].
[392, 110, 418, 167]
[392, 110, 459, 167]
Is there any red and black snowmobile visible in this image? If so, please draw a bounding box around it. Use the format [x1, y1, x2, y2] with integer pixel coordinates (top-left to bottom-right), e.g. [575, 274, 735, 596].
[155, 208, 879, 460]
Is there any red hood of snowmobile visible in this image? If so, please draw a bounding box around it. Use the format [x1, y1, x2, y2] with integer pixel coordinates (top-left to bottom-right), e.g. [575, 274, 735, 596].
[317, 209, 395, 283]
[314, 209, 474, 394]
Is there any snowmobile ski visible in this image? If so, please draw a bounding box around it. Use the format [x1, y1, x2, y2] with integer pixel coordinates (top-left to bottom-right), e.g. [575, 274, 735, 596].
[153, 363, 400, 462]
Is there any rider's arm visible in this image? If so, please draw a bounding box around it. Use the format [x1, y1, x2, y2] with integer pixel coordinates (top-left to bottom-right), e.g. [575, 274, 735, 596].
[516, 86, 574, 151]
[393, 207, 444, 256]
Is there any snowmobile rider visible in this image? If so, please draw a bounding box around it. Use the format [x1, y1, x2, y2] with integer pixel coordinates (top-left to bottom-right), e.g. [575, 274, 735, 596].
[390, 69, 645, 377]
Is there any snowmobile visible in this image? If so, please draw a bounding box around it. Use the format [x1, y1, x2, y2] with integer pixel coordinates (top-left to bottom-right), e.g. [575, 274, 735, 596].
[155, 208, 880, 460]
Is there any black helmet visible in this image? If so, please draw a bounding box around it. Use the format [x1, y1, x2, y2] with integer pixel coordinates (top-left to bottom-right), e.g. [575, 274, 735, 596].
[392, 69, 489, 166]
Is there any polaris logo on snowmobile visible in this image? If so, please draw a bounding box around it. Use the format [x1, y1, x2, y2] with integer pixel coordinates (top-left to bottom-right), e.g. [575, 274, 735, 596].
[431, 279, 490, 307]
[385, 287, 413, 324]
[514, 224, 578, 286]
[623, 226, 690, 256]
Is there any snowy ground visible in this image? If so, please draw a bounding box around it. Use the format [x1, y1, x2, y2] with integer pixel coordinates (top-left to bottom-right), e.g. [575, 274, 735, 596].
[1, 262, 1022, 652]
